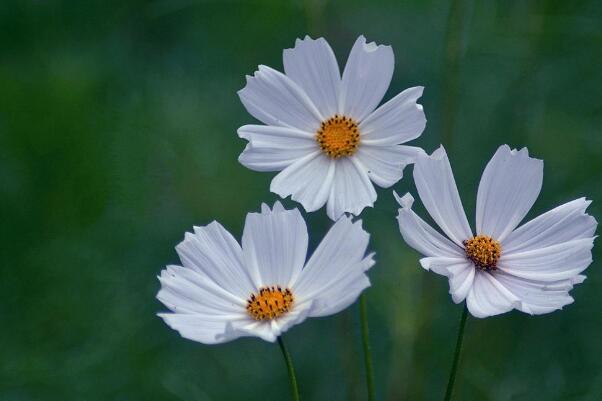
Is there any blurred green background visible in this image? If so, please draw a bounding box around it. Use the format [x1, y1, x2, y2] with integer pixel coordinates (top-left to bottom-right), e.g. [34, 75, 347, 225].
[1, 0, 601, 400]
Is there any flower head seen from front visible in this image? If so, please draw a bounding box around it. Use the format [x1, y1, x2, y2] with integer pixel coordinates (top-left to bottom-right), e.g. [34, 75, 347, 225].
[157, 202, 375, 343]
[396, 145, 597, 318]
[238, 35, 426, 220]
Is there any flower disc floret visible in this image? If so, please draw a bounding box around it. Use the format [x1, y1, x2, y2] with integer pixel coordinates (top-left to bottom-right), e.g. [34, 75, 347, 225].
[246, 286, 294, 321]
[463, 235, 501, 271]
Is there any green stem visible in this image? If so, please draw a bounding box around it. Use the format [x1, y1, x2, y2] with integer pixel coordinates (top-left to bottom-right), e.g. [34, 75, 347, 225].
[278, 335, 300, 401]
[444, 306, 469, 401]
[359, 294, 376, 401]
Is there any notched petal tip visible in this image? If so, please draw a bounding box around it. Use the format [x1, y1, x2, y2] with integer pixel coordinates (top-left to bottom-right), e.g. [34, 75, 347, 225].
[393, 191, 414, 209]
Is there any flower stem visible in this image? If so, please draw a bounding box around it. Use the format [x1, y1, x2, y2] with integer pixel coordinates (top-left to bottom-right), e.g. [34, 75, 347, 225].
[359, 294, 376, 401]
[444, 305, 469, 401]
[278, 335, 300, 401]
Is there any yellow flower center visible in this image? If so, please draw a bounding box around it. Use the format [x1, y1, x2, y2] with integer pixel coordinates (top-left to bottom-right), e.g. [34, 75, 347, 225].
[246, 286, 294, 321]
[463, 235, 502, 271]
[316, 115, 360, 158]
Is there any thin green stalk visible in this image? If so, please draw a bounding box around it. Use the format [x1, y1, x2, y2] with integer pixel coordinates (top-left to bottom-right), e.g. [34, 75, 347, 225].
[359, 294, 376, 401]
[444, 306, 469, 401]
[278, 335, 300, 401]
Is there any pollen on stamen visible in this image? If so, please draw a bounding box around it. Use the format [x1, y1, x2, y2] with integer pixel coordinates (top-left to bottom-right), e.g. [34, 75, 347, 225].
[246, 286, 294, 321]
[463, 235, 502, 271]
[316, 114, 360, 158]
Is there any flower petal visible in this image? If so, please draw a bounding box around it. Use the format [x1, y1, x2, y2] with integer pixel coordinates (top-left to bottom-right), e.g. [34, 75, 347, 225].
[413, 146, 473, 246]
[292, 216, 373, 314]
[270, 151, 335, 213]
[241, 202, 309, 288]
[360, 86, 426, 145]
[476, 145, 543, 242]
[158, 313, 250, 345]
[326, 157, 377, 220]
[237, 125, 318, 172]
[466, 271, 521, 318]
[493, 271, 583, 315]
[356, 145, 423, 188]
[502, 197, 597, 254]
[395, 192, 464, 258]
[157, 265, 246, 315]
[498, 237, 594, 282]
[417, 257, 475, 303]
[283, 36, 341, 119]
[175, 221, 255, 298]
[238, 65, 323, 132]
[339, 35, 394, 121]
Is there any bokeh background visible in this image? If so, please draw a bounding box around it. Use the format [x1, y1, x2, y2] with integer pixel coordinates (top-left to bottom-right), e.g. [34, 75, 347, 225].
[1, 0, 601, 400]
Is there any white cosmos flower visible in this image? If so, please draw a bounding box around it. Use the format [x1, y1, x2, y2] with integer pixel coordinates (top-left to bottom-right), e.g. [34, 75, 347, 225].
[157, 202, 375, 343]
[395, 145, 597, 318]
[238, 35, 426, 221]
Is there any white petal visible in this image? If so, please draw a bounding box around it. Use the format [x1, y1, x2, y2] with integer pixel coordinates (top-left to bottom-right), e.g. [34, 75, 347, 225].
[237, 125, 318, 172]
[356, 145, 423, 188]
[238, 65, 323, 132]
[493, 271, 582, 315]
[476, 145, 543, 242]
[413, 146, 473, 246]
[307, 254, 374, 318]
[158, 313, 250, 345]
[498, 237, 594, 281]
[283, 36, 341, 118]
[339, 35, 394, 121]
[466, 271, 521, 318]
[241, 203, 309, 288]
[326, 157, 377, 220]
[157, 265, 246, 315]
[292, 216, 373, 313]
[270, 151, 335, 213]
[175, 222, 255, 298]
[238, 124, 316, 149]
[448, 263, 476, 303]
[502, 198, 597, 253]
[418, 257, 475, 303]
[395, 192, 464, 258]
[360, 86, 426, 145]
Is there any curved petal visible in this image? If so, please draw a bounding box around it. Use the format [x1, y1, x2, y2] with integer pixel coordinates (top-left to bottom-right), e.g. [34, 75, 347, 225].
[326, 157, 377, 220]
[175, 221, 255, 298]
[413, 146, 473, 246]
[306, 255, 374, 318]
[339, 35, 394, 121]
[158, 313, 250, 345]
[360, 86, 426, 145]
[498, 237, 594, 282]
[283, 36, 341, 118]
[270, 151, 335, 213]
[241, 202, 309, 288]
[356, 145, 423, 188]
[466, 271, 521, 318]
[476, 145, 543, 242]
[502, 197, 597, 254]
[395, 192, 464, 258]
[292, 216, 373, 308]
[238, 65, 323, 132]
[493, 271, 583, 315]
[237, 125, 318, 172]
[157, 265, 246, 315]
[238, 124, 316, 148]
[417, 257, 475, 303]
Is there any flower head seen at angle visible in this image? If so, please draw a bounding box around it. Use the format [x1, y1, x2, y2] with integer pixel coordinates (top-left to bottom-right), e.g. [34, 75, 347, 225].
[237, 35, 427, 221]
[157, 202, 375, 344]
[395, 144, 597, 318]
